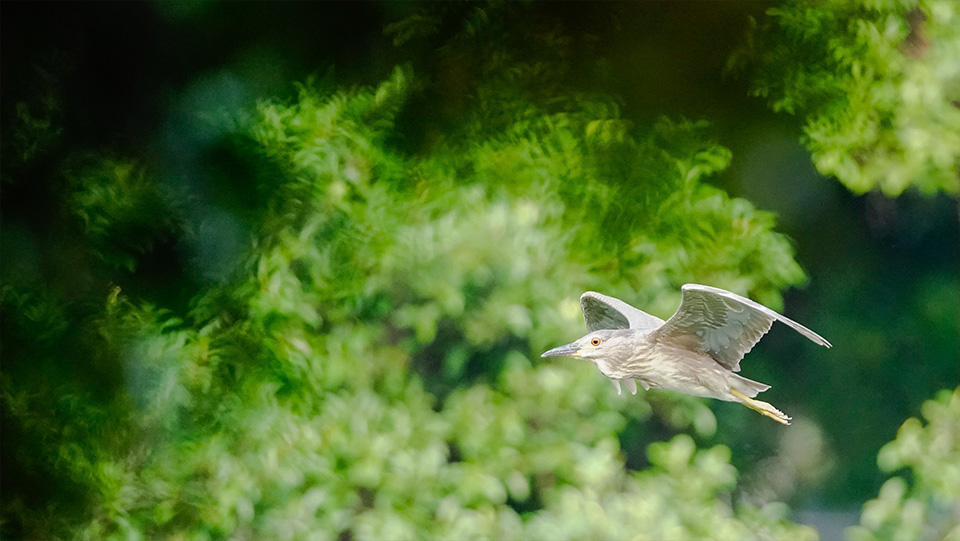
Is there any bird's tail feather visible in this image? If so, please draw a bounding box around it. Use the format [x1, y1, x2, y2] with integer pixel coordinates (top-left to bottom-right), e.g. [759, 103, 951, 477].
[730, 374, 770, 398]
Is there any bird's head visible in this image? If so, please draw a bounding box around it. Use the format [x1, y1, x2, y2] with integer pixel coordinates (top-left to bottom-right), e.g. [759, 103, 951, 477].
[540, 329, 633, 363]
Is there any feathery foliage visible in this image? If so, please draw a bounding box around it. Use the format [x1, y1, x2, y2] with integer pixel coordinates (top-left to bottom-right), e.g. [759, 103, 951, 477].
[732, 0, 960, 195]
[1, 68, 816, 539]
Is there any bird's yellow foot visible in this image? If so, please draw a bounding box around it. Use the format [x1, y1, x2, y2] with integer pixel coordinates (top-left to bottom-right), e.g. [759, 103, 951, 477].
[730, 387, 791, 425]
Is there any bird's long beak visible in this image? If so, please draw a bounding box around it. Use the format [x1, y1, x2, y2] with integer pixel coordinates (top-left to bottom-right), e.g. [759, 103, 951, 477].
[540, 342, 580, 358]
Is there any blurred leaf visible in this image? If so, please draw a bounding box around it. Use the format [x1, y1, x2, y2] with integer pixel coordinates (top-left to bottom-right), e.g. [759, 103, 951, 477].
[848, 387, 960, 541]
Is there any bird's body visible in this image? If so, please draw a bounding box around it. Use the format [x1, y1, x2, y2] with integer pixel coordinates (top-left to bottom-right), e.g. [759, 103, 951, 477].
[541, 285, 832, 425]
[587, 328, 770, 400]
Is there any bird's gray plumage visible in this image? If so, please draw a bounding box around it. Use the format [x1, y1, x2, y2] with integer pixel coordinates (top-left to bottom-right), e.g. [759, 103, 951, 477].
[655, 284, 831, 372]
[580, 291, 664, 332]
[541, 284, 832, 425]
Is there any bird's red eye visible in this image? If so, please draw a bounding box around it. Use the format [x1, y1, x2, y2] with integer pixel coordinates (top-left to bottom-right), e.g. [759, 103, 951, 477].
[590, 337, 602, 346]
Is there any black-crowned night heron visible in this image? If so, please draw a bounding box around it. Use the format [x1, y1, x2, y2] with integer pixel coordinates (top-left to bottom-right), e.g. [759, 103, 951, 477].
[541, 284, 831, 425]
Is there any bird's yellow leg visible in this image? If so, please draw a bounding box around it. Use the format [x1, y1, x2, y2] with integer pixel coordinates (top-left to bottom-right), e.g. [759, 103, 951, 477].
[730, 387, 791, 425]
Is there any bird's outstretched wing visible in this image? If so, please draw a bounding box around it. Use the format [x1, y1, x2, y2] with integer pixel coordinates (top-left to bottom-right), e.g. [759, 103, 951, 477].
[580, 291, 665, 332]
[653, 284, 831, 372]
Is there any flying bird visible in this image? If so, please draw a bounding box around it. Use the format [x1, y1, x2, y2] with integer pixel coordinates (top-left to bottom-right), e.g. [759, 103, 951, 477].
[541, 284, 831, 425]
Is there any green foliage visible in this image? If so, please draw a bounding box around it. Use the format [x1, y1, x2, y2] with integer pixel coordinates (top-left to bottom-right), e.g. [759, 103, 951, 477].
[4, 59, 65, 167]
[732, 0, 960, 195]
[67, 158, 179, 272]
[848, 387, 960, 541]
[2, 68, 816, 539]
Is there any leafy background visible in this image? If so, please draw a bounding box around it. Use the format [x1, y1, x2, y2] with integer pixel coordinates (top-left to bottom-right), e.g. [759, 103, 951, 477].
[2, 1, 958, 539]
